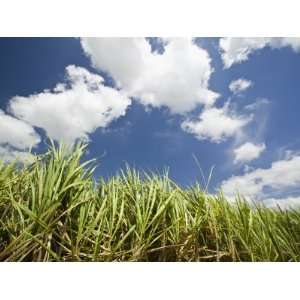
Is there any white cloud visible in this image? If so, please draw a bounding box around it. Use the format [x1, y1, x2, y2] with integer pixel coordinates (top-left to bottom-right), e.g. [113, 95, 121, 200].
[221, 154, 300, 204]
[234, 142, 266, 164]
[229, 78, 253, 94]
[0, 145, 35, 164]
[181, 104, 251, 143]
[9, 65, 131, 144]
[220, 37, 300, 68]
[0, 109, 40, 149]
[262, 197, 300, 209]
[81, 38, 219, 114]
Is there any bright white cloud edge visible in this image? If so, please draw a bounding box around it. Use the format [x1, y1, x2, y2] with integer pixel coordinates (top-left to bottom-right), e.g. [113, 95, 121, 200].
[181, 103, 252, 143]
[220, 37, 300, 68]
[0, 109, 40, 149]
[9, 65, 131, 144]
[234, 142, 266, 164]
[81, 37, 219, 114]
[221, 153, 300, 208]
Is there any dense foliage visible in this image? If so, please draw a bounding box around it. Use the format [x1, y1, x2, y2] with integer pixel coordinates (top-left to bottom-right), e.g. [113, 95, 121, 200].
[1, 142, 300, 261]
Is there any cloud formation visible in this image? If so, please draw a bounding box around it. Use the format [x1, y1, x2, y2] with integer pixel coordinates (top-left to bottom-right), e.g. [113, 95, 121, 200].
[9, 65, 131, 144]
[0, 109, 40, 149]
[181, 104, 251, 143]
[221, 153, 300, 206]
[81, 38, 219, 114]
[81, 38, 259, 145]
[234, 142, 266, 164]
[220, 37, 300, 68]
[0, 145, 35, 164]
[262, 196, 300, 209]
[229, 78, 253, 94]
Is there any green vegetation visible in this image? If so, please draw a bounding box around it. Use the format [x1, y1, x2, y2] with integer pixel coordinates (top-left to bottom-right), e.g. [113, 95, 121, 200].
[1, 142, 300, 262]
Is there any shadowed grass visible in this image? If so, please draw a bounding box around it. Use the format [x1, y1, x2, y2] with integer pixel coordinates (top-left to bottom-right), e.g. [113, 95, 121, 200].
[1, 142, 300, 261]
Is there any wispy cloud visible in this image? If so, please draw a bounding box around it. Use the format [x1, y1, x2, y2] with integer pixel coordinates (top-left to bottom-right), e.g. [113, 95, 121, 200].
[229, 78, 253, 94]
[220, 37, 300, 68]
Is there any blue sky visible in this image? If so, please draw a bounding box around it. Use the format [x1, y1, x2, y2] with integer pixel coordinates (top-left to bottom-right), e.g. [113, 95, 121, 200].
[1, 37, 300, 207]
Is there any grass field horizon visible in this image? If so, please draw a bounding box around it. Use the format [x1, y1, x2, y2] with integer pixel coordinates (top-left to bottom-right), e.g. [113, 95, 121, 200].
[1, 142, 300, 262]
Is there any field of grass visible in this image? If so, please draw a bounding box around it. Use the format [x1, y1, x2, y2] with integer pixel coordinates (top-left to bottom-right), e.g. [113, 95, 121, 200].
[1, 142, 300, 262]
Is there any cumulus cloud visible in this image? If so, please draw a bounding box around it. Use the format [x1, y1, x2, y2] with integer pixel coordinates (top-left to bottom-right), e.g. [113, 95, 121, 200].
[181, 103, 252, 143]
[234, 142, 266, 164]
[229, 78, 253, 94]
[220, 37, 300, 68]
[221, 154, 300, 206]
[0, 109, 40, 149]
[9, 65, 131, 144]
[81, 38, 219, 114]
